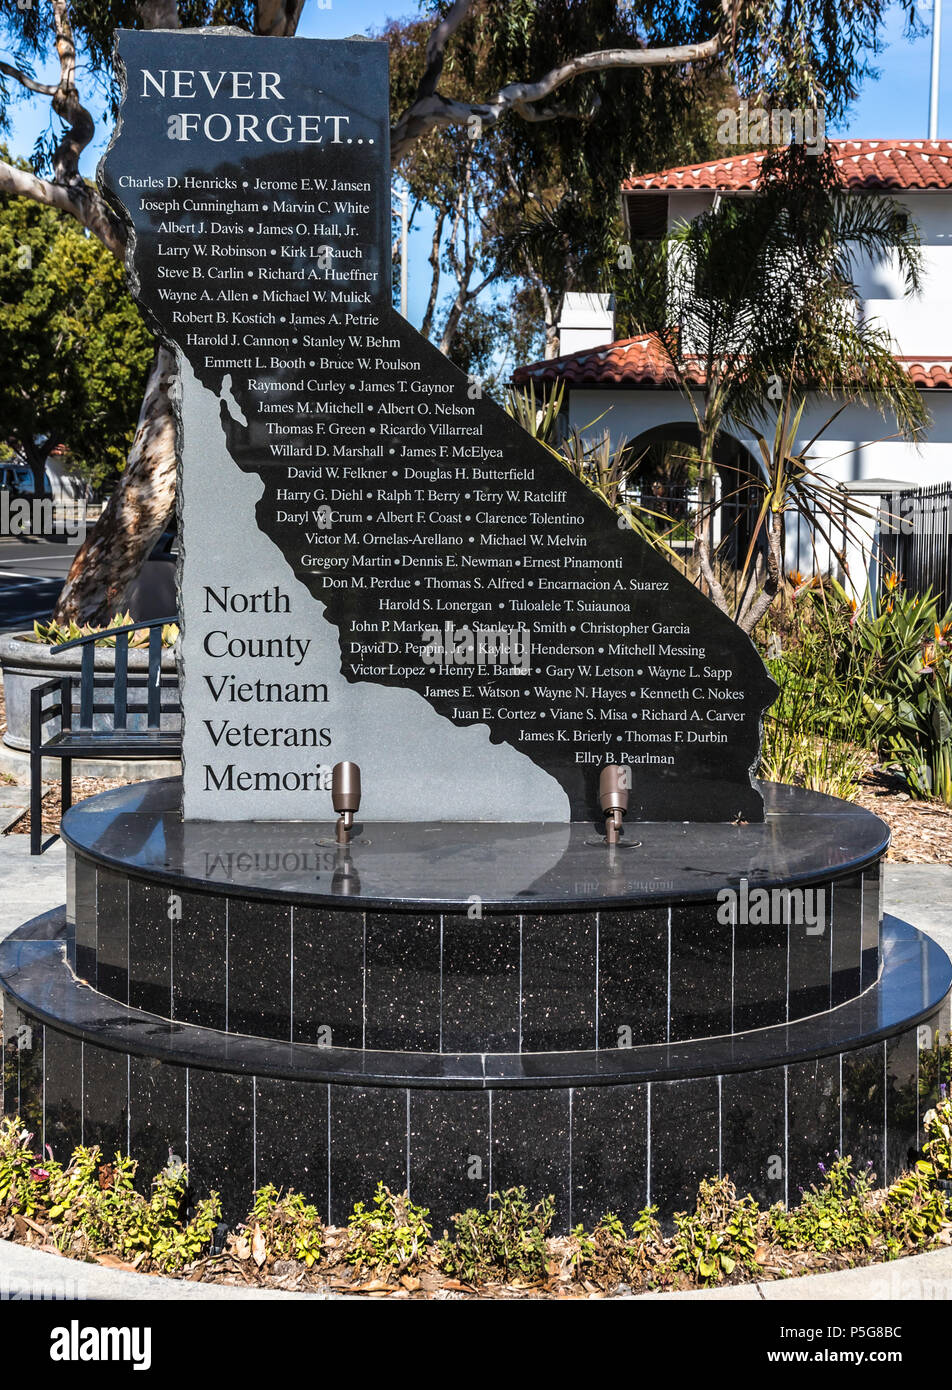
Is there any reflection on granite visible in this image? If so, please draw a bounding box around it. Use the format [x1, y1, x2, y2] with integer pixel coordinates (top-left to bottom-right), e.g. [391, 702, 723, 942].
[61, 778, 889, 911]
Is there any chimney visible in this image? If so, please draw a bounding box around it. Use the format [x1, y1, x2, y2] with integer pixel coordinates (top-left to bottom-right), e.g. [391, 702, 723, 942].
[557, 293, 616, 356]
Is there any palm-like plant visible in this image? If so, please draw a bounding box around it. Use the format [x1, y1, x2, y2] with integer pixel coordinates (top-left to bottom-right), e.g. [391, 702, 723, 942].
[731, 383, 880, 632]
[623, 143, 928, 618]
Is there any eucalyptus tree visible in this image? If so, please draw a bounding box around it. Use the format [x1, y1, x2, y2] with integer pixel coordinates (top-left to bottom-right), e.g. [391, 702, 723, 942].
[0, 0, 923, 622]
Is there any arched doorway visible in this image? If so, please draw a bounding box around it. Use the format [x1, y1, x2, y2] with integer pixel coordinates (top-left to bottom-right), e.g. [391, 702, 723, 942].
[621, 423, 764, 582]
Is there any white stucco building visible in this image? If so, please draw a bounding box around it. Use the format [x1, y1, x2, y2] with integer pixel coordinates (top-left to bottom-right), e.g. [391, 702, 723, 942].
[513, 141, 952, 592]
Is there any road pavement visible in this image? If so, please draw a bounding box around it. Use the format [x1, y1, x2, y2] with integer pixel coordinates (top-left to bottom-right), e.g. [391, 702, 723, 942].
[0, 535, 82, 631]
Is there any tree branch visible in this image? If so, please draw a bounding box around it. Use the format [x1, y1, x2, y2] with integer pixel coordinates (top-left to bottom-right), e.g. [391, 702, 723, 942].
[137, 0, 181, 27]
[0, 158, 124, 255]
[255, 0, 307, 38]
[49, 0, 94, 186]
[391, 36, 721, 161]
[415, 0, 476, 102]
[0, 61, 57, 97]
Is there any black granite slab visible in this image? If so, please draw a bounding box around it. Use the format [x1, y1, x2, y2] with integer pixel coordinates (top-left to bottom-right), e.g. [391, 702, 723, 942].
[649, 1077, 720, 1219]
[409, 1089, 491, 1227]
[720, 1067, 786, 1208]
[2, 910, 943, 1091]
[786, 1055, 841, 1201]
[570, 1083, 648, 1228]
[61, 778, 889, 911]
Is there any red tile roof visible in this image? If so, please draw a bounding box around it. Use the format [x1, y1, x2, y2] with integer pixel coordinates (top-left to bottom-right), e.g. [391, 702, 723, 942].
[623, 140, 952, 193]
[512, 335, 952, 390]
[897, 357, 952, 389]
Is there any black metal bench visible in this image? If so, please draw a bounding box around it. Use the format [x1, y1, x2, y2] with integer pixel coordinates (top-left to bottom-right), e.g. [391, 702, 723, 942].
[29, 616, 181, 854]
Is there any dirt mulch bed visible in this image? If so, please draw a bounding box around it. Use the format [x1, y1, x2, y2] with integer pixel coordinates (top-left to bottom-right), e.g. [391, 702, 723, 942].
[2, 777, 130, 837]
[2, 1209, 940, 1299]
[852, 767, 952, 865]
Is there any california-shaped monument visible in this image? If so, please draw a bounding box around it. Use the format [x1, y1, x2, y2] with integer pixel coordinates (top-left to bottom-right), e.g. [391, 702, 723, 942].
[101, 28, 775, 824]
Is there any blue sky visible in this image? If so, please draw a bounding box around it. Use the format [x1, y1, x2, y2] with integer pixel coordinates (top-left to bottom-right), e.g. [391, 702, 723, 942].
[3, 0, 948, 330]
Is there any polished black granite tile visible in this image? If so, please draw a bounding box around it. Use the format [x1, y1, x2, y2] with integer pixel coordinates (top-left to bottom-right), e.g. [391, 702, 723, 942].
[669, 906, 731, 1039]
[1, 1000, 19, 1118]
[364, 914, 440, 1051]
[291, 908, 364, 1048]
[328, 1086, 407, 1226]
[128, 877, 172, 1019]
[43, 1028, 82, 1162]
[128, 1056, 186, 1195]
[16, 1015, 43, 1138]
[4, 911, 950, 1095]
[831, 873, 863, 1008]
[227, 899, 291, 1040]
[917, 1013, 947, 1140]
[61, 779, 890, 912]
[64, 849, 76, 973]
[862, 862, 882, 991]
[732, 919, 788, 1032]
[521, 914, 596, 1052]
[597, 909, 668, 1047]
[571, 1084, 647, 1228]
[82, 1042, 128, 1161]
[171, 890, 226, 1031]
[720, 1067, 786, 1208]
[786, 1055, 841, 1200]
[650, 1077, 719, 1229]
[96, 867, 128, 1005]
[187, 1068, 254, 1224]
[72, 852, 97, 984]
[787, 892, 833, 1019]
[491, 1089, 571, 1231]
[842, 1041, 886, 1181]
[409, 1090, 490, 1228]
[441, 914, 520, 1053]
[255, 1077, 328, 1211]
[885, 1027, 919, 1180]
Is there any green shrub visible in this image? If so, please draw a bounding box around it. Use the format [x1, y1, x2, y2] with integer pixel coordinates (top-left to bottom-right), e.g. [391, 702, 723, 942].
[245, 1183, 325, 1269]
[669, 1177, 761, 1285]
[768, 1155, 879, 1254]
[878, 1164, 948, 1257]
[437, 1187, 555, 1283]
[848, 585, 952, 803]
[568, 1206, 664, 1286]
[0, 1117, 220, 1273]
[345, 1184, 431, 1275]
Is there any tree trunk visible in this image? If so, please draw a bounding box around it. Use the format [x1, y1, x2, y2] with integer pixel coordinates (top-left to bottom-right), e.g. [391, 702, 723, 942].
[694, 423, 729, 615]
[420, 208, 445, 340]
[52, 347, 178, 625]
[20, 439, 55, 497]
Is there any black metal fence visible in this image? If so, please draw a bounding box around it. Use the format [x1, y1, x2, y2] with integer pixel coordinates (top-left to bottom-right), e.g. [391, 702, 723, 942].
[879, 482, 952, 612]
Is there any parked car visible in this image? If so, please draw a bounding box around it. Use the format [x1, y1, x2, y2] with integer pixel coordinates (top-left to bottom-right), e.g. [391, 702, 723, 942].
[0, 464, 34, 498]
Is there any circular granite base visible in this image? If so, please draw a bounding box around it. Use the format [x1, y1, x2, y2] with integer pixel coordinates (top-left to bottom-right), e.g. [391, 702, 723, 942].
[1, 778, 948, 1231]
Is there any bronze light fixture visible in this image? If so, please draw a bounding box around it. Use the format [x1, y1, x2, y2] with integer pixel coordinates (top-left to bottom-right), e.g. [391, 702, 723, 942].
[599, 764, 630, 845]
[332, 761, 361, 845]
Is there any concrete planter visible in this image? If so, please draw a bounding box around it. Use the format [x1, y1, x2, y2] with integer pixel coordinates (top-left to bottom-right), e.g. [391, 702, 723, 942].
[0, 632, 180, 751]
